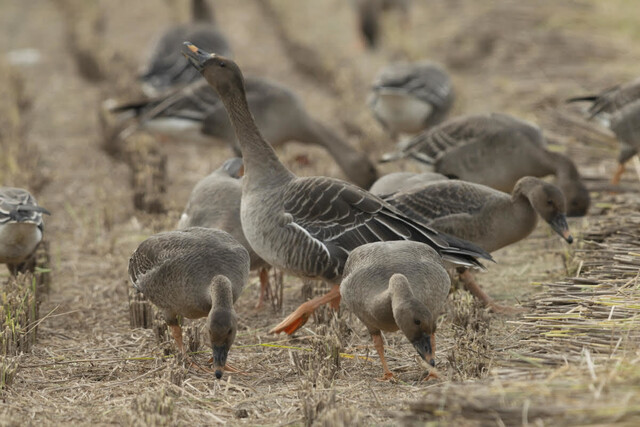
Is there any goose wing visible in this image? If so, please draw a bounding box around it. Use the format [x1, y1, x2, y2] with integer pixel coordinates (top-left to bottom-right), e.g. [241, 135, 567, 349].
[282, 177, 491, 275]
[373, 62, 452, 109]
[0, 187, 50, 228]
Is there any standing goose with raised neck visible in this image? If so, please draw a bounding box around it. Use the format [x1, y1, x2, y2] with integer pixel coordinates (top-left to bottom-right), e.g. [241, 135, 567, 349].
[384, 177, 573, 311]
[182, 43, 492, 335]
[567, 77, 640, 185]
[111, 78, 378, 188]
[178, 157, 272, 309]
[369, 60, 454, 140]
[140, 0, 231, 96]
[381, 112, 590, 217]
[128, 227, 249, 379]
[341, 241, 450, 380]
[0, 187, 51, 274]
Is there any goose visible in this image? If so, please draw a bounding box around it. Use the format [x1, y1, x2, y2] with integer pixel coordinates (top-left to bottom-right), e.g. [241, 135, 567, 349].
[111, 78, 379, 189]
[178, 157, 272, 308]
[384, 177, 573, 311]
[140, 0, 231, 96]
[354, 0, 412, 49]
[128, 227, 249, 379]
[0, 187, 50, 274]
[341, 241, 450, 380]
[181, 42, 491, 335]
[369, 171, 448, 196]
[369, 61, 454, 140]
[381, 112, 591, 217]
[567, 77, 640, 185]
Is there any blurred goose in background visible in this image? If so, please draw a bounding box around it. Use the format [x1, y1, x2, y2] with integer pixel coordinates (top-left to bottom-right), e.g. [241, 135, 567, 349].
[382, 112, 591, 217]
[140, 0, 232, 96]
[354, 0, 412, 49]
[128, 227, 249, 379]
[567, 77, 640, 185]
[178, 157, 272, 309]
[369, 61, 454, 140]
[111, 78, 379, 188]
[384, 177, 573, 312]
[341, 241, 450, 380]
[181, 42, 491, 336]
[369, 171, 448, 196]
[0, 187, 50, 274]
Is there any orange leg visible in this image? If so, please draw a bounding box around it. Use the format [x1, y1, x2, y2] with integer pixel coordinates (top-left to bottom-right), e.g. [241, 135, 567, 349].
[372, 332, 393, 381]
[459, 269, 524, 314]
[169, 324, 185, 354]
[255, 268, 271, 310]
[269, 284, 341, 335]
[611, 162, 626, 185]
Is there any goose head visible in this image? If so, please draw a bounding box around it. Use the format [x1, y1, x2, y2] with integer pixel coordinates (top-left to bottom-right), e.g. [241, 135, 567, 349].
[183, 42, 244, 98]
[516, 177, 573, 243]
[206, 276, 238, 379]
[389, 273, 437, 366]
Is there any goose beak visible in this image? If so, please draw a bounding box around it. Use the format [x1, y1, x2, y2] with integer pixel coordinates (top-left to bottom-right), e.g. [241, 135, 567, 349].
[212, 344, 229, 379]
[549, 214, 573, 244]
[182, 42, 214, 72]
[412, 333, 435, 367]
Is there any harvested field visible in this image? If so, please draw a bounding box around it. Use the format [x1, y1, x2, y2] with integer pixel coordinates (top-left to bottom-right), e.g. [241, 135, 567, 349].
[1, 0, 640, 425]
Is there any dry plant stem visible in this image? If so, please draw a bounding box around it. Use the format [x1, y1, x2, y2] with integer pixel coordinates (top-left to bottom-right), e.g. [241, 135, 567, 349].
[371, 332, 393, 381]
[269, 284, 341, 335]
[169, 324, 184, 353]
[611, 163, 625, 185]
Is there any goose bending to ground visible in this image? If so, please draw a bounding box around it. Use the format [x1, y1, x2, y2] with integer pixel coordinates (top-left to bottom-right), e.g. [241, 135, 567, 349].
[0, 187, 50, 274]
[140, 0, 231, 96]
[384, 177, 573, 311]
[111, 77, 378, 189]
[178, 157, 272, 308]
[567, 77, 640, 185]
[128, 227, 249, 379]
[381, 112, 590, 217]
[369, 171, 448, 196]
[181, 42, 491, 335]
[341, 241, 450, 380]
[369, 61, 453, 140]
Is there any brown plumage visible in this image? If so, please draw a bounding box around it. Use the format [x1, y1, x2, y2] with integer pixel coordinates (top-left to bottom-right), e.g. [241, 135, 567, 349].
[341, 241, 450, 380]
[381, 112, 590, 217]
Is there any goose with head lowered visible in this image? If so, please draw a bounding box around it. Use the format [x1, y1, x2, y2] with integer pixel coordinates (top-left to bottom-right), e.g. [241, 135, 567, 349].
[178, 157, 273, 309]
[384, 177, 573, 312]
[128, 227, 249, 379]
[381, 112, 590, 217]
[181, 43, 492, 335]
[0, 187, 51, 274]
[111, 77, 378, 189]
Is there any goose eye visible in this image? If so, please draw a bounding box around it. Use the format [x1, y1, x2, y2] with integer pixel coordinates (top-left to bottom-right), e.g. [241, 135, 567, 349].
[219, 62, 226, 68]
[547, 199, 553, 205]
[228, 328, 232, 335]
[414, 319, 421, 326]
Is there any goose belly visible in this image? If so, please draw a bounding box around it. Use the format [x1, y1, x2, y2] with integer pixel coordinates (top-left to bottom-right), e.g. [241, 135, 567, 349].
[372, 92, 433, 134]
[0, 222, 42, 263]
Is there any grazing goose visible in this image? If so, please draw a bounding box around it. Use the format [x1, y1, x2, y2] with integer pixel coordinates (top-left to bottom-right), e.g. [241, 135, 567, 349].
[111, 78, 379, 189]
[369, 61, 454, 140]
[369, 171, 448, 196]
[178, 157, 272, 308]
[140, 0, 231, 96]
[384, 177, 573, 311]
[128, 227, 249, 379]
[181, 42, 491, 335]
[0, 187, 50, 274]
[382, 112, 590, 217]
[341, 241, 450, 380]
[567, 78, 640, 185]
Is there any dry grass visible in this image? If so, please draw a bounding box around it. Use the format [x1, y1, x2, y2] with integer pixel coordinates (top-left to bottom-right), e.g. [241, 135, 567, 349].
[1, 0, 640, 424]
